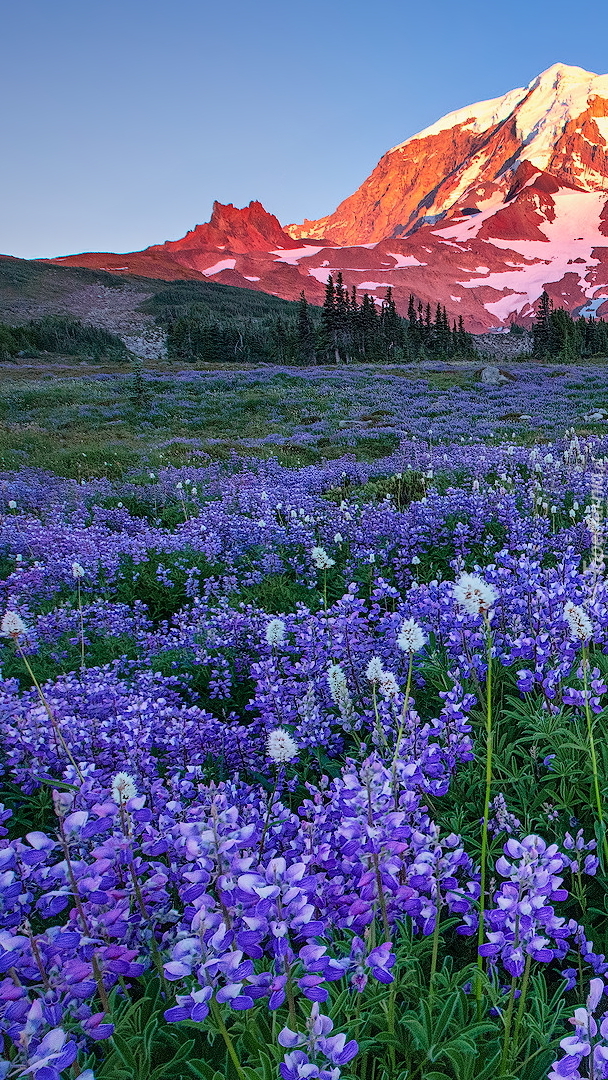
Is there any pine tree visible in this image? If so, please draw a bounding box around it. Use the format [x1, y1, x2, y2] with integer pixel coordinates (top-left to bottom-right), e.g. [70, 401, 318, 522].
[297, 291, 316, 364]
[407, 294, 417, 329]
[321, 275, 339, 363]
[359, 294, 379, 359]
[380, 287, 402, 358]
[334, 272, 351, 362]
[533, 291, 553, 358]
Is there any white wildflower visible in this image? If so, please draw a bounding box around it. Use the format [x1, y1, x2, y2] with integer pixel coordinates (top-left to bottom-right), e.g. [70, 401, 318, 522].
[311, 546, 335, 570]
[8, 500, 17, 510]
[327, 663, 355, 727]
[333, 533, 344, 543]
[1, 610, 26, 638]
[563, 601, 593, 642]
[111, 772, 137, 804]
[411, 555, 420, 565]
[328, 662, 349, 702]
[397, 617, 427, 653]
[266, 728, 298, 764]
[265, 617, 286, 646]
[71, 562, 85, 579]
[379, 670, 399, 697]
[366, 656, 385, 683]
[453, 573, 498, 616]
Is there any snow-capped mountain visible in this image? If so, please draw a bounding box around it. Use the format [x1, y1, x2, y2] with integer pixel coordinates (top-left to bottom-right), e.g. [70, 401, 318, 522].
[49, 63, 608, 330]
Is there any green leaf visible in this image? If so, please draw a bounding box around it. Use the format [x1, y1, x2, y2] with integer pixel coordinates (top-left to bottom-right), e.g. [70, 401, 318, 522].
[186, 1062, 225, 1080]
[371, 1032, 401, 1047]
[148, 1039, 195, 1080]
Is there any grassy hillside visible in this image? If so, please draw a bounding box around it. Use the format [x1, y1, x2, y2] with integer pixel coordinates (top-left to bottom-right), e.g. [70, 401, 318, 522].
[0, 255, 315, 361]
[0, 254, 312, 324]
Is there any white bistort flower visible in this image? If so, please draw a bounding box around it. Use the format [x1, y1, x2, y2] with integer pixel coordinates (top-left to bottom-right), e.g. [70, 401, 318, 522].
[265, 617, 286, 646]
[311, 546, 335, 570]
[379, 669, 399, 697]
[453, 572, 498, 616]
[327, 662, 349, 702]
[7, 500, 17, 510]
[71, 562, 85, 579]
[366, 656, 386, 683]
[266, 728, 298, 764]
[1, 610, 26, 638]
[111, 772, 138, 804]
[397, 617, 427, 653]
[563, 601, 593, 642]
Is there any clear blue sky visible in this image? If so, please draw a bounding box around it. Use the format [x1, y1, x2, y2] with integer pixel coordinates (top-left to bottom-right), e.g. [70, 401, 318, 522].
[3, 0, 608, 258]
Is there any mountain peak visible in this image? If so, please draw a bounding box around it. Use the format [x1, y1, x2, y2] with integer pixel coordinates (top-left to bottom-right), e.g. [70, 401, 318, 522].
[286, 63, 608, 245]
[147, 199, 300, 256]
[535, 61, 597, 80]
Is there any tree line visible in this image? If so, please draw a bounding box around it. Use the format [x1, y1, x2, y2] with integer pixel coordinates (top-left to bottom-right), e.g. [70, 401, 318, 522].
[166, 274, 478, 364]
[0, 315, 129, 361]
[533, 291, 608, 359]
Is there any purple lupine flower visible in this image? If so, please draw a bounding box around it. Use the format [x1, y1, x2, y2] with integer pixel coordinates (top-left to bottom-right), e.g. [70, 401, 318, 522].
[549, 978, 608, 1079]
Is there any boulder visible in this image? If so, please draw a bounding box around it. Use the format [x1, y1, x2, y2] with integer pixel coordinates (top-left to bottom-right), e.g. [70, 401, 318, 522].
[479, 365, 509, 385]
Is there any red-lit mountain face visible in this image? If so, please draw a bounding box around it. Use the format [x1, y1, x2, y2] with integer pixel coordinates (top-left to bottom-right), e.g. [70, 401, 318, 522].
[49, 64, 608, 331]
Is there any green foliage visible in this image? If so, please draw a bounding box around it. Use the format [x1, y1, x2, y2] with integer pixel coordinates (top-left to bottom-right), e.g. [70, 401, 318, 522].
[0, 315, 129, 361]
[533, 290, 608, 359]
[323, 470, 427, 509]
[0, 631, 140, 689]
[114, 549, 218, 624]
[161, 277, 479, 366]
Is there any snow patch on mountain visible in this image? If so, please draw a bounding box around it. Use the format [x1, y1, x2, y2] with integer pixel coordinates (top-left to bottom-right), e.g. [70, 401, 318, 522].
[271, 246, 324, 265]
[202, 259, 237, 276]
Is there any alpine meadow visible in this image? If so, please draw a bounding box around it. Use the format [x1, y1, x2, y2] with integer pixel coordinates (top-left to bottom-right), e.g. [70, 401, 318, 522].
[7, 46, 608, 1080]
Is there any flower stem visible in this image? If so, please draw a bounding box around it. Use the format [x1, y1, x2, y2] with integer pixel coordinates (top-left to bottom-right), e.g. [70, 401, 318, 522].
[429, 881, 442, 996]
[476, 617, 493, 1010]
[210, 998, 247, 1080]
[499, 975, 518, 1077]
[582, 648, 608, 865]
[16, 642, 83, 781]
[77, 580, 85, 669]
[512, 954, 532, 1058]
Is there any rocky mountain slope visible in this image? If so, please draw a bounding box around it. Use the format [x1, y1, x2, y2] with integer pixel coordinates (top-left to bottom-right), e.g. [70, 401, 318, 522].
[47, 64, 608, 332]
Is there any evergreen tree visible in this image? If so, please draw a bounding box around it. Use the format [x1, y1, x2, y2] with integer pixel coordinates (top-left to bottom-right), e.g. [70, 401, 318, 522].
[533, 291, 553, 358]
[297, 291, 316, 364]
[380, 287, 402, 358]
[320, 275, 340, 363]
[359, 294, 379, 359]
[334, 272, 351, 362]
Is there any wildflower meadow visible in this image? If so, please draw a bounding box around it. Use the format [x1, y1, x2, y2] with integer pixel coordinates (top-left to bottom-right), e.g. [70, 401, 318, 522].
[3, 361, 608, 1079]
